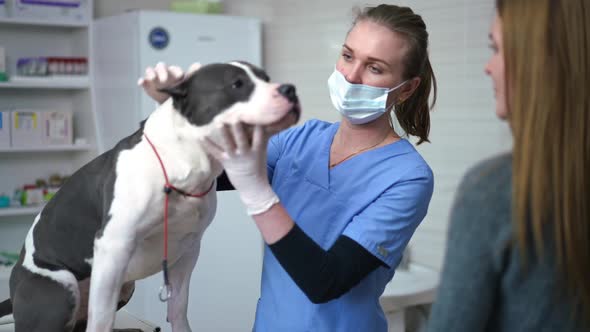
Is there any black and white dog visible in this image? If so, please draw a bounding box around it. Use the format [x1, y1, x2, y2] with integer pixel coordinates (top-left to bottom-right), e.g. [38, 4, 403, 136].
[0, 61, 300, 332]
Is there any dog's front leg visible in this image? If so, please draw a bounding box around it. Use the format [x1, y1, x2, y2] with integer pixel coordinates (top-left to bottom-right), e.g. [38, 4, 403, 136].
[86, 230, 136, 332]
[166, 234, 202, 332]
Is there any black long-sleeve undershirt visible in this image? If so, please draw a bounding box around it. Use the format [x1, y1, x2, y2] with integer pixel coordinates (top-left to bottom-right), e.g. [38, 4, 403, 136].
[269, 224, 384, 303]
[215, 172, 385, 303]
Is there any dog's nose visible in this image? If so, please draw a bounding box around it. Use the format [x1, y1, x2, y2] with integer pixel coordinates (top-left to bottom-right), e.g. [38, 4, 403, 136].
[278, 84, 298, 103]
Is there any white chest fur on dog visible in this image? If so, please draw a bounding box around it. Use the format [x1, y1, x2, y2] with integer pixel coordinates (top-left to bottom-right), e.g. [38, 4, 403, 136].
[102, 106, 220, 282]
[1, 61, 300, 332]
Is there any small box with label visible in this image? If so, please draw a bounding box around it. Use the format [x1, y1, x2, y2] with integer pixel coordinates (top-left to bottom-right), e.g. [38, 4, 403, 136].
[10, 110, 43, 147]
[0, 0, 6, 18]
[42, 111, 73, 145]
[11, 0, 90, 24]
[22, 184, 44, 206]
[0, 111, 10, 148]
[0, 47, 7, 82]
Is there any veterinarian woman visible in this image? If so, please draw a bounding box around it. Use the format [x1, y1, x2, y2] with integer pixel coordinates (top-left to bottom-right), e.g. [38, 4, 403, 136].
[142, 4, 436, 331]
[426, 0, 590, 331]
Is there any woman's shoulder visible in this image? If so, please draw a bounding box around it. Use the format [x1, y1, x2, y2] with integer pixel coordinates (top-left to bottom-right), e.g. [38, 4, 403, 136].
[447, 153, 514, 256]
[383, 139, 434, 182]
[459, 152, 512, 195]
[451, 152, 513, 233]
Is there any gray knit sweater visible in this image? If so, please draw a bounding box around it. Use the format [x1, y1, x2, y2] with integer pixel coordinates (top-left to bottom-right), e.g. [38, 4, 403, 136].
[426, 153, 587, 332]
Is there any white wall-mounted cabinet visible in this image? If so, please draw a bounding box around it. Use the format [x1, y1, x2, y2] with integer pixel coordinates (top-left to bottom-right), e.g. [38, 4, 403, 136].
[0, 2, 98, 231]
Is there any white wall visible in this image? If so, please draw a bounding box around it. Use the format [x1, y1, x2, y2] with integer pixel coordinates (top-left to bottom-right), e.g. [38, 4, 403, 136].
[93, 0, 513, 270]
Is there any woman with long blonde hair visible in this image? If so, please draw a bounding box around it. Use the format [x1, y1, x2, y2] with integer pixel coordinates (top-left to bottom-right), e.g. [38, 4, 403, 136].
[427, 0, 589, 330]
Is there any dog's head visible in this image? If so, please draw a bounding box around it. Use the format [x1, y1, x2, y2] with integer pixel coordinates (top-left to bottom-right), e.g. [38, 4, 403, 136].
[160, 61, 301, 135]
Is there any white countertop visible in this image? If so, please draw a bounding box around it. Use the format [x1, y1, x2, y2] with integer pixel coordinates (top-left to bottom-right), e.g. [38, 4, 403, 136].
[380, 263, 440, 312]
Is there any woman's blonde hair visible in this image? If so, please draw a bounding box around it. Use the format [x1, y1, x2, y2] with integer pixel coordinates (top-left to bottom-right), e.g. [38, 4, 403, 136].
[498, 0, 589, 323]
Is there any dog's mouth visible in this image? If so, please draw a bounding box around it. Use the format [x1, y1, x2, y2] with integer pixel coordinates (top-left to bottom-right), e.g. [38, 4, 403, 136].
[237, 101, 300, 139]
[284, 101, 301, 124]
[264, 101, 301, 135]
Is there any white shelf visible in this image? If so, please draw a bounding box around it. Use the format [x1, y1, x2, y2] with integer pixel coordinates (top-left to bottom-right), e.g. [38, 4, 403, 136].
[0, 76, 90, 89]
[0, 144, 94, 153]
[0, 206, 42, 217]
[0, 17, 89, 28]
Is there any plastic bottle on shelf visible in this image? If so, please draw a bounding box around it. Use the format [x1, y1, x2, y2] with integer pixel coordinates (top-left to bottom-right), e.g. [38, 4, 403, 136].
[0, 194, 10, 208]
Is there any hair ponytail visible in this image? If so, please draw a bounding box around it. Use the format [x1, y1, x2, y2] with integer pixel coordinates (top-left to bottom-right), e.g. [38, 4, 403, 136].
[395, 57, 436, 144]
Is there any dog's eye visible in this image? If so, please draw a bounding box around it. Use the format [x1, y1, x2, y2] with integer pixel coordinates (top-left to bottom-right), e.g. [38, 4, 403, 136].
[232, 79, 244, 89]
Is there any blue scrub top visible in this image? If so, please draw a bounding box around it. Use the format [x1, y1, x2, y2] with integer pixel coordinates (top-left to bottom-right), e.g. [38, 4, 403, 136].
[253, 119, 434, 332]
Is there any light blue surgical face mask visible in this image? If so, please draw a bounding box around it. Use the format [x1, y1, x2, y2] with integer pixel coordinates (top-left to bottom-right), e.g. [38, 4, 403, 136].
[327, 69, 407, 125]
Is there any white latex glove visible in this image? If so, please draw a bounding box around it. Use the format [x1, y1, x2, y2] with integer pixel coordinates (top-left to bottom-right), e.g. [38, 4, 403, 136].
[137, 62, 202, 104]
[200, 122, 279, 215]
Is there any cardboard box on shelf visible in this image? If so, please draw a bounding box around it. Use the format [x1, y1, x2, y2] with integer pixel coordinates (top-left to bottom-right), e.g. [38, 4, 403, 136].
[170, 0, 223, 14]
[10, 110, 43, 147]
[0, 111, 9, 148]
[10, 0, 90, 24]
[0, 0, 6, 18]
[43, 111, 73, 145]
[0, 46, 7, 82]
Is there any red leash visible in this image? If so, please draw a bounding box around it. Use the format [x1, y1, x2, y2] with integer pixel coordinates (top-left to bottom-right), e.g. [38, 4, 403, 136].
[143, 133, 214, 302]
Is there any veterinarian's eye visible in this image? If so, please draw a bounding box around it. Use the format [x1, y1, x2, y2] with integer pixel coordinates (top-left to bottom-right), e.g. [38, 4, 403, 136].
[232, 79, 244, 89]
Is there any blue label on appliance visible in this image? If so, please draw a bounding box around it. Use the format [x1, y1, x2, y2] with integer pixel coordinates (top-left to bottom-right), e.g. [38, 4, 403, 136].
[149, 27, 170, 50]
[0, 113, 3, 129]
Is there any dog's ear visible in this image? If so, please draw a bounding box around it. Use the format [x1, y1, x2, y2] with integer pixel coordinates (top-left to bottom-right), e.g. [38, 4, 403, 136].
[158, 80, 190, 111]
[158, 81, 188, 100]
